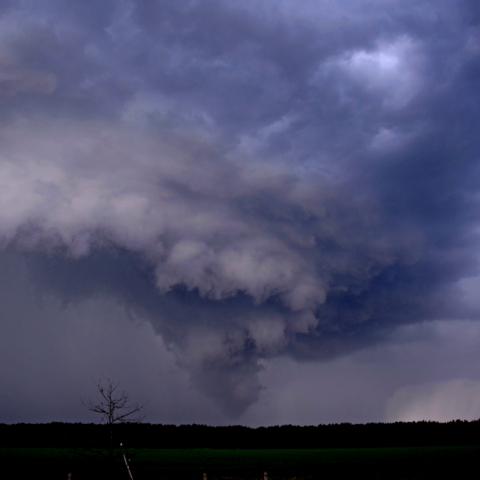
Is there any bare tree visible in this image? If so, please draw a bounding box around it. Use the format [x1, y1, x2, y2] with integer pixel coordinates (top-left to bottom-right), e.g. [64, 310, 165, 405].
[81, 376, 147, 479]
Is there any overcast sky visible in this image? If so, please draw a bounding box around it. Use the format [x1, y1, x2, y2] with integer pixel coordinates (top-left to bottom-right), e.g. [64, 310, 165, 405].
[1, 0, 480, 426]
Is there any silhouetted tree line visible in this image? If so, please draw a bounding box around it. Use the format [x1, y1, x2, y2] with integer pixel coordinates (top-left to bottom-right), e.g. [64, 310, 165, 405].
[1, 420, 479, 449]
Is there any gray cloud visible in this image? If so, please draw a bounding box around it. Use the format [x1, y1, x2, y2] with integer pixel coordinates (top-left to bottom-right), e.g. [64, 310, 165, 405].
[1, 0, 480, 419]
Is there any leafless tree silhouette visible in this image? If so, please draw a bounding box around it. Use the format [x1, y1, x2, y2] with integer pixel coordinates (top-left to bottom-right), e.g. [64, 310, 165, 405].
[81, 376, 147, 479]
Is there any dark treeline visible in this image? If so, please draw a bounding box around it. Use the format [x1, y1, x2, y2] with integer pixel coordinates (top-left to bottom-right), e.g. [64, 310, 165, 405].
[1, 420, 479, 449]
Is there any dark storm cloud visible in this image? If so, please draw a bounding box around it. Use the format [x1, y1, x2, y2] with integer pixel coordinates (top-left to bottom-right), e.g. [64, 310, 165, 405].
[1, 0, 480, 417]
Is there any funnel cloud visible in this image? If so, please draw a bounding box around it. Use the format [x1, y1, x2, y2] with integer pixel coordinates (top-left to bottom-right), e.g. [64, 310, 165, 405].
[1, 0, 480, 423]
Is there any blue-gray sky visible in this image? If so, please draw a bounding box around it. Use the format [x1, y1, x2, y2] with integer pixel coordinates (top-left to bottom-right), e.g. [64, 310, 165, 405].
[1, 0, 480, 425]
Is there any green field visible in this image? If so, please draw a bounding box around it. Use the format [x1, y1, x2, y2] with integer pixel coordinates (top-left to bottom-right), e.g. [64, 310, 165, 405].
[1, 446, 479, 480]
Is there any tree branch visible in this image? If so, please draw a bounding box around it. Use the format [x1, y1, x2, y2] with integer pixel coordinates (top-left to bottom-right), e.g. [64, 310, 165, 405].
[81, 376, 148, 425]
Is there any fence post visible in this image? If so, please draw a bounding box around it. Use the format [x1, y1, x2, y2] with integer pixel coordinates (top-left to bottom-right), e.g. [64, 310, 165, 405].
[204, 473, 207, 480]
[68, 474, 71, 480]
[123, 454, 134, 480]
[264, 471, 268, 480]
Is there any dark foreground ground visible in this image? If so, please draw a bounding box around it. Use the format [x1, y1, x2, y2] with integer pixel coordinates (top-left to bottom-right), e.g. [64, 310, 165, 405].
[2, 446, 479, 480]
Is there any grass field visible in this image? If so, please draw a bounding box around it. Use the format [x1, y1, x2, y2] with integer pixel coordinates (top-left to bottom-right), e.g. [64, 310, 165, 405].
[2, 445, 479, 480]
